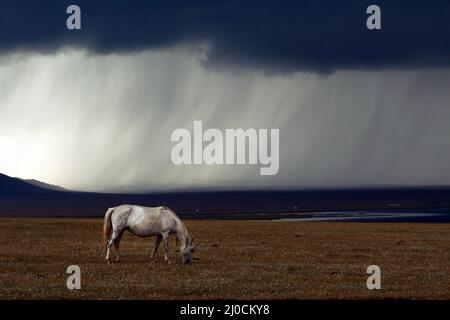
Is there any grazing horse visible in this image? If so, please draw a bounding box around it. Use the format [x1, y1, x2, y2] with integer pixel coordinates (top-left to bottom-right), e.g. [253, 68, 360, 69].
[103, 205, 194, 264]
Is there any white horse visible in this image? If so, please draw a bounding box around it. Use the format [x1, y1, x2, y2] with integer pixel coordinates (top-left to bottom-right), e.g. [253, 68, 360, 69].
[103, 204, 194, 264]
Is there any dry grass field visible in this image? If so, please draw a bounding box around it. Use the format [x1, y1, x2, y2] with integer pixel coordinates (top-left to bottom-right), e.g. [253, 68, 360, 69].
[0, 218, 449, 299]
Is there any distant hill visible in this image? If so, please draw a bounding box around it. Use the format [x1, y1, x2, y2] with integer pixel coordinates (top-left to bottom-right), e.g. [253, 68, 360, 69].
[0, 173, 58, 198]
[23, 179, 67, 192]
[1, 172, 450, 219]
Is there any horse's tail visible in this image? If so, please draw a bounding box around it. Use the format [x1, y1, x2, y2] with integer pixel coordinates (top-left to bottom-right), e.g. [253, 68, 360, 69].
[103, 207, 115, 253]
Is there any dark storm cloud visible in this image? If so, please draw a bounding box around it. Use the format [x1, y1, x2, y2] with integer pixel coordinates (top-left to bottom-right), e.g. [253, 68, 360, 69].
[1, 0, 449, 72]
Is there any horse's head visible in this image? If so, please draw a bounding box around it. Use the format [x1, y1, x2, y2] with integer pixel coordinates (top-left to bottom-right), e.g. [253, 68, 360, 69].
[181, 236, 194, 264]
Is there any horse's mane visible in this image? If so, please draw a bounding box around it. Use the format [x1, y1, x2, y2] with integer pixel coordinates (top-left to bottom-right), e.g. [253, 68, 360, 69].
[171, 212, 190, 246]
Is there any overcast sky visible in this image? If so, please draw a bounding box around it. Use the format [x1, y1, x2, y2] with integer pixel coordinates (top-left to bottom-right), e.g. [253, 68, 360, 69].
[0, 1, 449, 192]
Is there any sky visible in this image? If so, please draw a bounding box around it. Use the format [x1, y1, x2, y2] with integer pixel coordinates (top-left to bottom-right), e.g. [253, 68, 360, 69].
[0, 1, 449, 192]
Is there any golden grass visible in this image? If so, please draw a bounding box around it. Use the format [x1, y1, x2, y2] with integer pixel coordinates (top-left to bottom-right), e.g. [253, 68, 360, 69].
[0, 218, 449, 299]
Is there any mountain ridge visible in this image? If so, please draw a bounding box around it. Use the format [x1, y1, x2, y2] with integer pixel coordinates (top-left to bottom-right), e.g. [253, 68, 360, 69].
[1, 172, 450, 219]
[23, 179, 67, 192]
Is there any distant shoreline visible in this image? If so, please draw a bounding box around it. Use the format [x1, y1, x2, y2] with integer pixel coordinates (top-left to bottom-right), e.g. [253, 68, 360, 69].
[1, 209, 450, 223]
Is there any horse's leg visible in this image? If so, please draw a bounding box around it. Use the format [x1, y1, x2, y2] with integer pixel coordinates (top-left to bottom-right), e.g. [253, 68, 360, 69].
[162, 233, 170, 264]
[175, 236, 180, 252]
[105, 237, 114, 263]
[106, 228, 122, 263]
[150, 235, 162, 260]
[114, 231, 124, 262]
